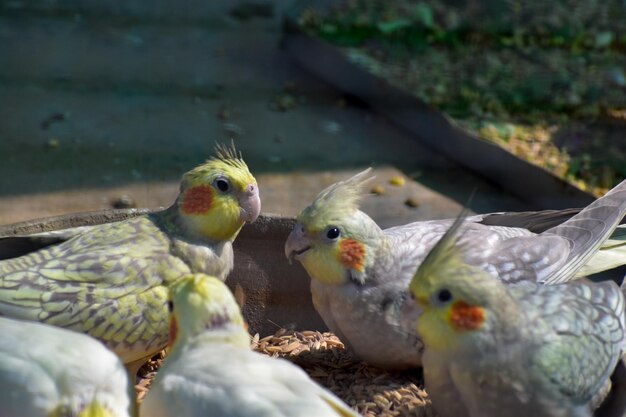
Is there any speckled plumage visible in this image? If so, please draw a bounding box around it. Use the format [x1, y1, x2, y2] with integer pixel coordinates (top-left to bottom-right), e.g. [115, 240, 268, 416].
[285, 170, 626, 369]
[141, 274, 358, 417]
[0, 316, 134, 417]
[0, 145, 260, 367]
[410, 217, 626, 417]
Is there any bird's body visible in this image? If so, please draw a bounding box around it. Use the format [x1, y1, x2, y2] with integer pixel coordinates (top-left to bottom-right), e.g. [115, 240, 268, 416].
[0, 316, 134, 417]
[286, 170, 626, 369]
[144, 331, 357, 417]
[141, 274, 358, 417]
[409, 218, 626, 417]
[0, 214, 231, 364]
[0, 145, 260, 369]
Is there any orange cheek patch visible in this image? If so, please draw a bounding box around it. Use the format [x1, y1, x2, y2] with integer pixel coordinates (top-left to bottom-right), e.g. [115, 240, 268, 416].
[338, 238, 365, 272]
[181, 185, 213, 214]
[448, 301, 485, 331]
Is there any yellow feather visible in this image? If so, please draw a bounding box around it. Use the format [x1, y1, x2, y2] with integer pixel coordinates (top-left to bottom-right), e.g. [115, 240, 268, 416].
[409, 210, 472, 302]
[300, 245, 347, 285]
[298, 168, 373, 231]
[48, 401, 115, 417]
[183, 142, 256, 192]
[77, 402, 115, 417]
[409, 210, 488, 351]
[177, 143, 257, 241]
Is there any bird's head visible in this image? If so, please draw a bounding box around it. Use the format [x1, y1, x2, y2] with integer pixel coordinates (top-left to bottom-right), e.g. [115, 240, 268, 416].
[285, 169, 383, 286]
[167, 274, 248, 349]
[408, 214, 508, 354]
[176, 143, 260, 242]
[51, 399, 125, 417]
[74, 402, 115, 417]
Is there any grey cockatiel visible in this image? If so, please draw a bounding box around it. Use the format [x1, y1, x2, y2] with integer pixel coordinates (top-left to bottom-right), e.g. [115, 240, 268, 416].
[284, 169, 626, 369]
[409, 215, 626, 417]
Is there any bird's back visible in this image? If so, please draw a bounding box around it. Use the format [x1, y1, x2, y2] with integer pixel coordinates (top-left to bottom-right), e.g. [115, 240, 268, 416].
[0, 317, 133, 417]
[0, 216, 186, 363]
[142, 340, 357, 417]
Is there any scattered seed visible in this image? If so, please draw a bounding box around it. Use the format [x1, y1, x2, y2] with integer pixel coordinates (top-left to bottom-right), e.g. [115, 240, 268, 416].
[371, 185, 386, 195]
[389, 176, 406, 187]
[134, 329, 432, 416]
[47, 138, 61, 149]
[405, 197, 420, 208]
[111, 194, 136, 209]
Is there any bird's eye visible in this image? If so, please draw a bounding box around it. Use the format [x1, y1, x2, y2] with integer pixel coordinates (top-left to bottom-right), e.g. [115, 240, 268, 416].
[215, 178, 231, 192]
[167, 300, 174, 313]
[326, 227, 340, 240]
[434, 288, 453, 305]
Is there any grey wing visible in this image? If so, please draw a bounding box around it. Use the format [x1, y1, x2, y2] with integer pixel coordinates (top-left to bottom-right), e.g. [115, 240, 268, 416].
[0, 218, 180, 362]
[385, 218, 538, 283]
[476, 208, 582, 233]
[540, 179, 626, 284]
[383, 219, 452, 284]
[526, 280, 626, 403]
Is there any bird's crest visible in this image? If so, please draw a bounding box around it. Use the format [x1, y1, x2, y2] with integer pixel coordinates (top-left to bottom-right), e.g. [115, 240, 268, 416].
[213, 141, 248, 171]
[298, 168, 374, 230]
[184, 142, 252, 185]
[410, 209, 474, 297]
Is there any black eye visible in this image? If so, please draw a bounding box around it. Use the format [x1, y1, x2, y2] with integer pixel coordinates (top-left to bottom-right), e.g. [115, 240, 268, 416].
[436, 289, 453, 304]
[326, 227, 340, 240]
[167, 300, 174, 313]
[215, 178, 230, 192]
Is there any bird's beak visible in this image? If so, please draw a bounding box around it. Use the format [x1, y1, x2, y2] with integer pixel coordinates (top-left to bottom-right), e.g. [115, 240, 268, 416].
[239, 182, 261, 223]
[285, 222, 312, 264]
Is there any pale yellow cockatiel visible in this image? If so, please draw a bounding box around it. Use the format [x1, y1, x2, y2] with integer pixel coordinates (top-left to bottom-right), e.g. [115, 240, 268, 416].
[0, 316, 135, 417]
[140, 273, 359, 417]
[0, 144, 260, 374]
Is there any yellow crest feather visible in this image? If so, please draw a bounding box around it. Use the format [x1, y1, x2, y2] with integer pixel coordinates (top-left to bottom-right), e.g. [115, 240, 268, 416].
[213, 141, 249, 172]
[184, 142, 252, 183]
[298, 168, 374, 230]
[409, 209, 478, 300]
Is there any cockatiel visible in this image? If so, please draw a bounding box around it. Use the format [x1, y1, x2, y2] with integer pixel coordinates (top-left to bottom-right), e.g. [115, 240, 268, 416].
[285, 169, 626, 369]
[140, 273, 359, 417]
[408, 215, 626, 417]
[0, 144, 260, 373]
[0, 316, 135, 417]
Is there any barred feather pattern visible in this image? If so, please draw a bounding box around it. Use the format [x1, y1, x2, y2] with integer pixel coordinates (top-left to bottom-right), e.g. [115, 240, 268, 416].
[0, 215, 233, 363]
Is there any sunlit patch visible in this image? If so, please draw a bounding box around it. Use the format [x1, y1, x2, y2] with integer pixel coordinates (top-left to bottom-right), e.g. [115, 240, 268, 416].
[338, 238, 365, 272]
[181, 185, 213, 214]
[448, 301, 485, 331]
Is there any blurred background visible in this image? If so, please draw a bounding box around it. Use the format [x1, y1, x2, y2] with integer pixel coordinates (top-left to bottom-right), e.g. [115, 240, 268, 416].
[1, 0, 624, 227]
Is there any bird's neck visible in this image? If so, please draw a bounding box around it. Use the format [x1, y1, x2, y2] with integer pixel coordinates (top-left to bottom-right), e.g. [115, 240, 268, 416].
[171, 325, 251, 355]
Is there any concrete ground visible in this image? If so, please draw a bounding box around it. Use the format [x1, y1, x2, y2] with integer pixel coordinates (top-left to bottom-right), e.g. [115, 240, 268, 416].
[0, 0, 532, 228]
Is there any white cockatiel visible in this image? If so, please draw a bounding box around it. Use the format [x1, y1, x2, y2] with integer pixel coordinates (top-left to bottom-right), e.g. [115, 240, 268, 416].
[0, 316, 135, 417]
[140, 273, 358, 417]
